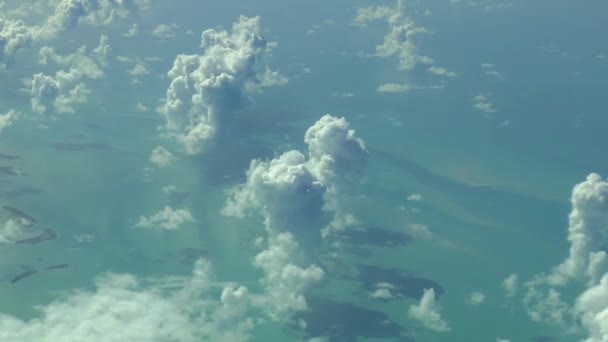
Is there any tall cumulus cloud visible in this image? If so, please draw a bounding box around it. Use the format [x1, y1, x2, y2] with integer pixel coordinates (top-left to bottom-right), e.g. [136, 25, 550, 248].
[159, 15, 287, 155]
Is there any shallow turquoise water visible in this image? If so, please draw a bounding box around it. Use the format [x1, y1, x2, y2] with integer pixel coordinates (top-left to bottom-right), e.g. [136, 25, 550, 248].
[1, 0, 607, 341]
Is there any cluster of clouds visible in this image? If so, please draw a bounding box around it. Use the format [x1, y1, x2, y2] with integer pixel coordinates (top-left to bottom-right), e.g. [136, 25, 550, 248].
[223, 114, 368, 246]
[0, 259, 257, 342]
[1, 0, 147, 68]
[221, 114, 368, 325]
[354, 0, 455, 92]
[503, 173, 608, 341]
[27, 35, 111, 116]
[473, 93, 497, 113]
[159, 15, 287, 155]
[0, 0, 149, 130]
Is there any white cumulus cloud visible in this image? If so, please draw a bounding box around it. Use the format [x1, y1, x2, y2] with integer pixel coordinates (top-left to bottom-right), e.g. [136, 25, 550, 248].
[408, 288, 450, 332]
[149, 146, 174, 168]
[135, 206, 194, 230]
[159, 16, 287, 155]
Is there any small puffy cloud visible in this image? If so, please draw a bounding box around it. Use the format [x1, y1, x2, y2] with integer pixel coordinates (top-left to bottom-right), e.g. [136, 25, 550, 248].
[152, 23, 178, 39]
[0, 109, 18, 132]
[408, 193, 423, 201]
[406, 223, 433, 239]
[473, 93, 497, 113]
[502, 273, 518, 297]
[124, 23, 138, 37]
[377, 83, 411, 93]
[427, 66, 456, 77]
[466, 291, 486, 306]
[135, 102, 148, 112]
[408, 288, 450, 332]
[162, 185, 178, 194]
[574, 273, 608, 342]
[370, 288, 394, 299]
[370, 282, 397, 299]
[159, 16, 287, 155]
[128, 62, 150, 76]
[149, 146, 174, 168]
[134, 206, 194, 230]
[485, 70, 503, 79]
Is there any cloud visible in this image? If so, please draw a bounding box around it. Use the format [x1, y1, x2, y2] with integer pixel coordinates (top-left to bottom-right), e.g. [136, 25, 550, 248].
[405, 223, 433, 239]
[222, 149, 327, 246]
[377, 83, 411, 93]
[0, 18, 34, 67]
[135, 102, 148, 112]
[353, 5, 393, 26]
[481, 63, 503, 79]
[331, 91, 354, 98]
[0, 259, 255, 342]
[520, 174, 608, 327]
[224, 114, 368, 245]
[304, 114, 368, 187]
[162, 185, 178, 193]
[252, 232, 325, 321]
[502, 273, 518, 297]
[29, 35, 110, 116]
[408, 193, 423, 201]
[473, 93, 497, 113]
[0, 109, 18, 132]
[355, 1, 454, 78]
[128, 61, 150, 76]
[574, 273, 608, 342]
[149, 146, 174, 168]
[41, 0, 146, 38]
[1, 0, 140, 68]
[159, 16, 287, 155]
[523, 286, 569, 324]
[427, 66, 456, 77]
[134, 206, 194, 230]
[408, 288, 450, 332]
[466, 291, 486, 306]
[124, 23, 138, 37]
[152, 23, 178, 39]
[377, 82, 445, 93]
[549, 173, 608, 285]
[369, 282, 397, 299]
